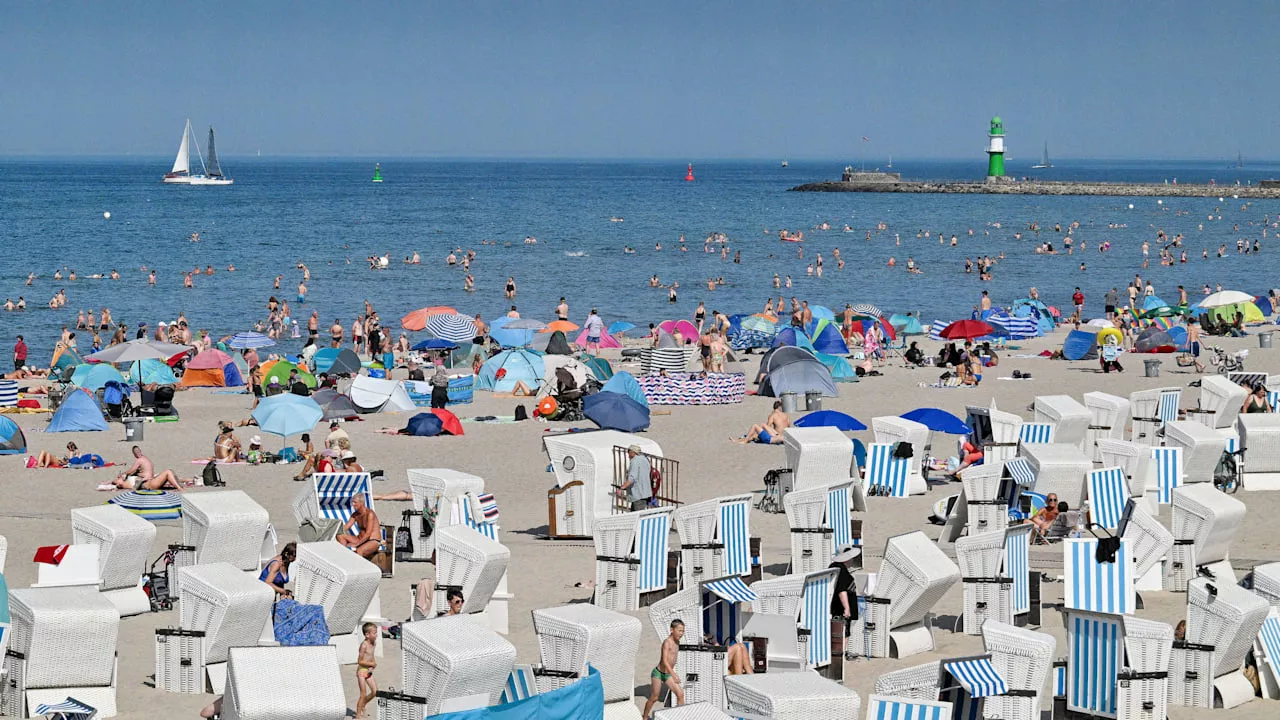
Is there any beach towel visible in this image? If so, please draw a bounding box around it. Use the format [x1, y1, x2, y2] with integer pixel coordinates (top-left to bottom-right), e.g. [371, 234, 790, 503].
[272, 598, 330, 646]
[33, 545, 70, 565]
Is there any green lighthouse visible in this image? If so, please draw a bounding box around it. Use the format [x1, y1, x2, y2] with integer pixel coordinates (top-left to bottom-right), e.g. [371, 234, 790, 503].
[986, 116, 1006, 180]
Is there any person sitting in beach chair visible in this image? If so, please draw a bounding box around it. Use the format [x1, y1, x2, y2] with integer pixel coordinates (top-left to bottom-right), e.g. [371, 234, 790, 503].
[733, 400, 791, 444]
[337, 494, 382, 559]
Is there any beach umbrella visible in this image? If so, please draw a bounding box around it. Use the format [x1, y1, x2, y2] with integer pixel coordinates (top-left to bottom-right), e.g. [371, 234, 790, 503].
[850, 303, 882, 319]
[405, 412, 444, 436]
[1140, 305, 1188, 319]
[541, 320, 580, 334]
[108, 489, 182, 521]
[583, 391, 651, 432]
[226, 332, 275, 350]
[88, 338, 190, 365]
[252, 393, 323, 440]
[1086, 318, 1115, 328]
[401, 306, 459, 331]
[939, 319, 995, 340]
[425, 314, 478, 343]
[504, 318, 548, 331]
[608, 321, 637, 335]
[70, 363, 126, 391]
[411, 338, 459, 351]
[430, 408, 465, 436]
[489, 317, 536, 348]
[900, 408, 969, 434]
[741, 316, 777, 333]
[1197, 290, 1254, 309]
[792, 410, 867, 432]
[809, 305, 836, 322]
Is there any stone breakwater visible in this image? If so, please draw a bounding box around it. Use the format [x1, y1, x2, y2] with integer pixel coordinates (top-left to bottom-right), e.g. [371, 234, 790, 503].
[789, 179, 1280, 199]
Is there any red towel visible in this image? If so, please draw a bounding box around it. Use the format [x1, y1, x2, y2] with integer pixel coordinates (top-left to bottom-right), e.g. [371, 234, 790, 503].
[33, 545, 69, 565]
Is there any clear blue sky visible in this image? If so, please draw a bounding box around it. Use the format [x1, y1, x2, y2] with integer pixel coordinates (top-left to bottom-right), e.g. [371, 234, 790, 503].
[2, 1, 1275, 159]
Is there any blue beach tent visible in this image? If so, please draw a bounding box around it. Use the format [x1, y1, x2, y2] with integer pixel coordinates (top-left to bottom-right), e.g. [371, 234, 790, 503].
[128, 358, 179, 386]
[1062, 330, 1100, 361]
[0, 416, 27, 454]
[772, 327, 816, 352]
[814, 352, 857, 381]
[47, 389, 109, 432]
[810, 321, 849, 355]
[602, 371, 647, 407]
[476, 349, 544, 392]
[488, 317, 536, 348]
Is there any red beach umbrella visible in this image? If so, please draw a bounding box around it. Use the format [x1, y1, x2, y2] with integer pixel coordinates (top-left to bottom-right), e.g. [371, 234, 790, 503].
[430, 408, 464, 436]
[939, 319, 995, 340]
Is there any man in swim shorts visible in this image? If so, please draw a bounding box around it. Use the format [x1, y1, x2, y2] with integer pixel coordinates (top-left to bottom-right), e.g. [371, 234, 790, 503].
[734, 401, 790, 444]
[642, 620, 684, 718]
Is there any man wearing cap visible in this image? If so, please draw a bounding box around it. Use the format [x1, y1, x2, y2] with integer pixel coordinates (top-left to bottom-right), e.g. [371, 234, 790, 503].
[136, 322, 149, 340]
[620, 445, 652, 511]
[153, 321, 167, 342]
[583, 308, 604, 354]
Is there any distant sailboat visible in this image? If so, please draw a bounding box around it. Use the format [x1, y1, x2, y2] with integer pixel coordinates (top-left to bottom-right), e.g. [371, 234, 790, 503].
[887, 154, 893, 169]
[372, 163, 384, 183]
[1237, 152, 1244, 169]
[163, 120, 232, 185]
[781, 160, 788, 168]
[1031, 142, 1053, 170]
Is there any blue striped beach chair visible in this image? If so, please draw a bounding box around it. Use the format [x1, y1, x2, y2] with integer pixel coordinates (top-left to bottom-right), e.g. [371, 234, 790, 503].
[940, 655, 1009, 720]
[1257, 614, 1280, 700]
[867, 695, 953, 720]
[293, 472, 374, 535]
[1004, 458, 1036, 487]
[1150, 447, 1183, 504]
[1004, 525, 1033, 618]
[31, 698, 97, 720]
[1086, 467, 1131, 531]
[1065, 610, 1125, 718]
[1158, 389, 1182, 424]
[500, 664, 541, 704]
[1063, 538, 1134, 615]
[719, 498, 751, 577]
[798, 570, 834, 668]
[593, 507, 672, 612]
[701, 575, 756, 644]
[827, 483, 856, 550]
[1019, 423, 1055, 444]
[864, 442, 910, 498]
[1053, 660, 1067, 699]
[1269, 391, 1280, 412]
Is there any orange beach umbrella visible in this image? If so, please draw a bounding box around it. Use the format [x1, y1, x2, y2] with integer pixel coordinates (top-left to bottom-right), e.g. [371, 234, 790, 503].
[401, 306, 459, 331]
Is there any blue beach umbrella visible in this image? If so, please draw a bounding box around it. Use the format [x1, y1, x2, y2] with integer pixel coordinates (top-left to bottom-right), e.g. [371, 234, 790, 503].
[584, 391, 651, 432]
[608, 321, 637, 335]
[900, 407, 970, 434]
[412, 338, 459, 351]
[405, 412, 445, 437]
[227, 332, 276, 350]
[251, 394, 323, 441]
[108, 489, 183, 521]
[793, 410, 867, 432]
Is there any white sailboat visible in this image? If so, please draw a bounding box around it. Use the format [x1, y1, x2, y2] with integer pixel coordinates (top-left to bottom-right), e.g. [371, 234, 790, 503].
[1031, 141, 1053, 169]
[163, 119, 233, 185]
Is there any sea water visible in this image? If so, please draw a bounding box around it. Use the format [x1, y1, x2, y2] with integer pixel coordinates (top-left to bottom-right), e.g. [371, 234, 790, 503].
[2, 157, 1279, 360]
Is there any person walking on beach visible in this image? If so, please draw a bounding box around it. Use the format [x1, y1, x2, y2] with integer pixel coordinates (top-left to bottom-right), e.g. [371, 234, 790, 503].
[354, 622, 378, 720]
[643, 620, 685, 719]
[583, 309, 604, 354]
[620, 445, 652, 511]
[1186, 318, 1204, 373]
[1072, 287, 1085, 322]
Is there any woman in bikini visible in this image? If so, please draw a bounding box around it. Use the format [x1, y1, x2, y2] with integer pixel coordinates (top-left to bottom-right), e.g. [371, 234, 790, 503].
[35, 442, 79, 468]
[258, 542, 295, 597]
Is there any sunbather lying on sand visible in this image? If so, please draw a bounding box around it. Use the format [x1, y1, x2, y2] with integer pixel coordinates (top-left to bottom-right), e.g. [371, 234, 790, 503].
[104, 446, 187, 491]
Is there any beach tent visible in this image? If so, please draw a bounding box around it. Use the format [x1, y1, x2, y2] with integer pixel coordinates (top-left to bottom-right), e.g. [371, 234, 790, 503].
[659, 319, 699, 343]
[47, 389, 109, 432]
[476, 349, 544, 392]
[577, 353, 614, 381]
[220, 359, 245, 387]
[814, 352, 857, 381]
[889, 313, 926, 336]
[348, 375, 416, 413]
[50, 344, 84, 376]
[773, 327, 816, 352]
[1061, 330, 1100, 361]
[488, 316, 535, 348]
[181, 349, 235, 388]
[313, 348, 362, 376]
[809, 305, 837, 322]
[1133, 328, 1176, 353]
[756, 346, 839, 398]
[260, 361, 317, 392]
[70, 363, 126, 391]
[1013, 299, 1056, 335]
[655, 330, 679, 349]
[188, 349, 233, 370]
[1165, 325, 1190, 351]
[1254, 295, 1273, 317]
[0, 416, 27, 454]
[1203, 301, 1265, 325]
[544, 330, 573, 356]
[311, 388, 359, 421]
[602, 371, 647, 407]
[573, 328, 622, 350]
[810, 320, 849, 355]
[1141, 295, 1169, 312]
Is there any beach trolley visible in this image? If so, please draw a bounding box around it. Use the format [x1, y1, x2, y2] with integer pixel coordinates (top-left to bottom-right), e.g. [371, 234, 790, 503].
[293, 541, 382, 664]
[863, 531, 960, 659]
[782, 427, 855, 491]
[1097, 438, 1154, 503]
[647, 575, 754, 705]
[1118, 500, 1175, 594]
[434, 525, 511, 620]
[169, 562, 274, 695]
[593, 507, 673, 612]
[981, 621, 1056, 720]
[1033, 394, 1091, 450]
[1128, 387, 1181, 445]
[746, 569, 837, 674]
[1020, 443, 1092, 507]
[402, 468, 485, 561]
[70, 504, 156, 617]
[673, 494, 757, 591]
[182, 490, 270, 576]
[936, 654, 1011, 720]
[400, 615, 517, 716]
[543, 431, 664, 539]
[782, 481, 861, 575]
[1062, 610, 1174, 720]
[1238, 413, 1280, 490]
[532, 604, 641, 704]
[1167, 483, 1245, 591]
[2, 587, 119, 719]
[724, 671, 861, 720]
[1163, 420, 1226, 484]
[1169, 577, 1269, 710]
[221, 645, 346, 720]
[871, 416, 930, 493]
[965, 402, 1023, 466]
[1192, 375, 1248, 429]
[872, 661, 942, 700]
[1084, 392, 1131, 461]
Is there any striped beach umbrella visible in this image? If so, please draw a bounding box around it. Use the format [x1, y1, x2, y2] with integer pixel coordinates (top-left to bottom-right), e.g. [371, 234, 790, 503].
[108, 489, 183, 520]
[850, 303, 882, 318]
[426, 313, 479, 343]
[401, 306, 459, 331]
[227, 331, 276, 349]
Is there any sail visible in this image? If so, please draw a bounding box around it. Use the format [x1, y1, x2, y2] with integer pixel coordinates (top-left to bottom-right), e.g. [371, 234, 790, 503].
[205, 127, 222, 178]
[1041, 142, 1050, 166]
[171, 121, 191, 175]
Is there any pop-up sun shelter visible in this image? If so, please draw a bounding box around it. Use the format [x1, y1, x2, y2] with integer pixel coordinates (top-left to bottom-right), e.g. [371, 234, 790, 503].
[1062, 330, 1100, 361]
[0, 416, 27, 454]
[312, 348, 362, 376]
[756, 346, 838, 398]
[47, 389, 109, 432]
[348, 375, 416, 413]
[476, 349, 545, 392]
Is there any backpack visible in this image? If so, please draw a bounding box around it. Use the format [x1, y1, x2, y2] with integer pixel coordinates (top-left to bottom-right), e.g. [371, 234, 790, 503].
[514, 404, 528, 421]
[202, 460, 226, 487]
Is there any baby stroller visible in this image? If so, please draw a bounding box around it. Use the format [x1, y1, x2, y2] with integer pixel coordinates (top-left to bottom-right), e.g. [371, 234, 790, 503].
[101, 380, 134, 421]
[549, 367, 586, 421]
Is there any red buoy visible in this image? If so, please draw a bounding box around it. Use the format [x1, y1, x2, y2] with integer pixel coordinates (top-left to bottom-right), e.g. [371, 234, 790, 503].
[685, 163, 695, 182]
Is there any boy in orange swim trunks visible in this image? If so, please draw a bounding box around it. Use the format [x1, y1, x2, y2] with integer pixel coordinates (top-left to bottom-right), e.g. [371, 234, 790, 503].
[355, 622, 377, 719]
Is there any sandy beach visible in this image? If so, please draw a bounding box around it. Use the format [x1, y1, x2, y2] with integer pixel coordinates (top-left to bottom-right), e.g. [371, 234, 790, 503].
[4, 327, 1279, 719]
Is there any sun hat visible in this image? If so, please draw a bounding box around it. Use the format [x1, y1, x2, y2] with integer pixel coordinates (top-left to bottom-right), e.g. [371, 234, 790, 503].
[341, 450, 356, 461]
[833, 546, 861, 564]
[249, 435, 262, 446]
[628, 444, 641, 453]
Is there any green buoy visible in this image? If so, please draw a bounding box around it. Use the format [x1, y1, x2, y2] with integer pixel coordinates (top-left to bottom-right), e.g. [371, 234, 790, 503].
[372, 163, 383, 183]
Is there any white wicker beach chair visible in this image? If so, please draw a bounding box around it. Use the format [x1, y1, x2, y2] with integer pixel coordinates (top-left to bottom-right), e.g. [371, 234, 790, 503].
[782, 481, 856, 574]
[1150, 445, 1184, 505]
[532, 604, 641, 703]
[404, 468, 486, 560]
[746, 570, 835, 670]
[291, 472, 374, 534]
[435, 524, 511, 615]
[652, 702, 734, 720]
[1097, 438, 1153, 501]
[956, 463, 1006, 536]
[1252, 563, 1280, 609]
[1118, 500, 1174, 591]
[1085, 466, 1130, 531]
[593, 507, 672, 612]
[1063, 609, 1174, 720]
[1020, 442, 1091, 507]
[1163, 420, 1226, 485]
[1168, 483, 1245, 590]
[981, 621, 1055, 720]
[648, 586, 703, 645]
[674, 494, 754, 588]
[967, 403, 1023, 466]
[937, 655, 1010, 720]
[872, 661, 942, 700]
[1169, 577, 1270, 709]
[1033, 394, 1092, 450]
[783, 427, 855, 490]
[293, 541, 381, 635]
[1084, 391, 1131, 461]
[221, 645, 346, 720]
[1238, 413, 1280, 490]
[70, 504, 155, 616]
[1129, 388, 1176, 445]
[863, 531, 960, 658]
[544, 431, 662, 537]
[7, 586, 119, 690]
[401, 615, 517, 715]
[865, 695, 952, 720]
[954, 530, 1014, 635]
[182, 490, 270, 571]
[178, 562, 274, 665]
[1196, 375, 1248, 429]
[871, 416, 929, 493]
[724, 671, 860, 720]
[1063, 537, 1136, 615]
[1257, 613, 1280, 701]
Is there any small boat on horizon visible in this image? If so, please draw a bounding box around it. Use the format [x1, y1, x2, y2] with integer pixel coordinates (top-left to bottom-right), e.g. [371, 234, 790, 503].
[1031, 141, 1053, 169]
[781, 160, 789, 168]
[372, 163, 384, 183]
[164, 119, 232, 185]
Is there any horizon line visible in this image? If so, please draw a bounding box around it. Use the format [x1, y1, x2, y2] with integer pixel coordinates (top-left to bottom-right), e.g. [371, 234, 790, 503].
[0, 154, 1272, 164]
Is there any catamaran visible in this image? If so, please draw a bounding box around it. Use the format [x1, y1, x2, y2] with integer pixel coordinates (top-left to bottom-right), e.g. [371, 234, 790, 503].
[164, 119, 233, 185]
[1031, 141, 1053, 169]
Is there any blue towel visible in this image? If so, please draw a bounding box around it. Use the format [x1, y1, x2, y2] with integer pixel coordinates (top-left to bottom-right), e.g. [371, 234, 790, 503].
[272, 598, 331, 646]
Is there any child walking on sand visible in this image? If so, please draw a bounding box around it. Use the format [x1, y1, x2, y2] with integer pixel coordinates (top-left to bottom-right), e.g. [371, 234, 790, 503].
[355, 622, 378, 719]
[642, 619, 685, 719]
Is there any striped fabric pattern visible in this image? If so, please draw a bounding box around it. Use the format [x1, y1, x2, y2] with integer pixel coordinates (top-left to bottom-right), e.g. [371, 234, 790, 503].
[637, 372, 747, 405]
[701, 587, 741, 643]
[1224, 435, 1239, 453]
[944, 657, 1009, 697]
[1053, 663, 1067, 698]
[32, 697, 96, 717]
[1019, 423, 1055, 444]
[107, 489, 183, 520]
[1068, 612, 1123, 717]
[1258, 615, 1280, 693]
[1086, 467, 1131, 531]
[1269, 392, 1280, 412]
[637, 512, 670, 592]
[719, 500, 750, 576]
[500, 664, 540, 703]
[1064, 538, 1133, 614]
[1158, 390, 1181, 424]
[1151, 446, 1183, 504]
[799, 573, 832, 667]
[1005, 525, 1033, 614]
[703, 576, 757, 604]
[0, 380, 17, 407]
[1004, 458, 1036, 486]
[867, 695, 952, 720]
[1228, 372, 1267, 389]
[462, 493, 500, 540]
[640, 348, 696, 374]
[312, 472, 373, 534]
[866, 442, 909, 497]
[828, 485, 852, 553]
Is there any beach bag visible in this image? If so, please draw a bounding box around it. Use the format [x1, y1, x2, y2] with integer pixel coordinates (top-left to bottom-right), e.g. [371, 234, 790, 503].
[272, 598, 330, 646]
[277, 447, 299, 463]
[202, 460, 226, 487]
[514, 404, 528, 421]
[395, 522, 414, 555]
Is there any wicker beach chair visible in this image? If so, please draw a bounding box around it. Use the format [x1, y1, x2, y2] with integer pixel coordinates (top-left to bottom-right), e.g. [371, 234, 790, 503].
[871, 416, 930, 493]
[746, 569, 835, 670]
[673, 494, 754, 589]
[70, 504, 155, 616]
[291, 472, 374, 534]
[783, 427, 855, 490]
[864, 695, 951, 720]
[1167, 483, 1245, 590]
[293, 541, 381, 636]
[6, 587, 119, 699]
[724, 671, 860, 720]
[544, 430, 663, 537]
[400, 615, 517, 715]
[937, 655, 1010, 720]
[1117, 499, 1174, 592]
[1085, 466, 1130, 531]
[593, 507, 673, 612]
[1163, 420, 1226, 485]
[434, 524, 511, 615]
[176, 562, 274, 686]
[182, 490, 270, 571]
[1084, 391, 1131, 461]
[862, 443, 911, 498]
[1097, 438, 1153, 501]
[1169, 577, 1269, 709]
[966, 403, 1023, 466]
[533, 604, 641, 703]
[981, 621, 1055, 720]
[954, 530, 1013, 635]
[1196, 375, 1248, 429]
[1063, 609, 1174, 720]
[863, 531, 960, 658]
[1063, 536, 1136, 615]
[404, 468, 485, 560]
[872, 661, 942, 701]
[1251, 562, 1280, 609]
[1021, 442, 1091, 508]
[1018, 422, 1055, 445]
[1238, 413, 1280, 490]
[1033, 394, 1091, 450]
[782, 481, 857, 575]
[221, 645, 346, 720]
